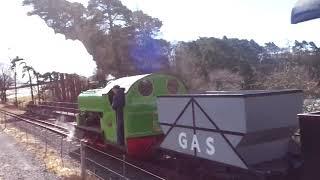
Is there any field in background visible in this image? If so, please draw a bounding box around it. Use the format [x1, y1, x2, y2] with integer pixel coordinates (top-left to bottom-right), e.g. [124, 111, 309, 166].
[7, 87, 38, 107]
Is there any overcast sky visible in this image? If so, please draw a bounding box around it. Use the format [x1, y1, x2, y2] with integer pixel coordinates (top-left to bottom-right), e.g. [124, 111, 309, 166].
[0, 0, 95, 77]
[0, 0, 319, 78]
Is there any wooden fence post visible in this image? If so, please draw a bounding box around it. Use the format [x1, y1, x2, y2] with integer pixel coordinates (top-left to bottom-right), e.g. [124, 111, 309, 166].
[80, 140, 86, 180]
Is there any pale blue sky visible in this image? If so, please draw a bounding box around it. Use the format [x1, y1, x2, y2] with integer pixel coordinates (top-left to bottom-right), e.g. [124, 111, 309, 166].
[120, 0, 320, 45]
[0, 0, 319, 77]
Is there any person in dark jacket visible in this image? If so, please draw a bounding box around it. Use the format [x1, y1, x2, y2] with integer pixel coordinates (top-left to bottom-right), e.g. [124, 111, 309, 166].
[112, 85, 125, 146]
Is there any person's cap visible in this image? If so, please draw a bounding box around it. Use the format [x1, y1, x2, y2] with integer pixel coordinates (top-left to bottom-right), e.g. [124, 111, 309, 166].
[113, 85, 120, 89]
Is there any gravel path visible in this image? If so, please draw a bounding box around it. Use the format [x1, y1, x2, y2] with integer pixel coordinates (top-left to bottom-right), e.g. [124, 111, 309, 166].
[0, 132, 58, 180]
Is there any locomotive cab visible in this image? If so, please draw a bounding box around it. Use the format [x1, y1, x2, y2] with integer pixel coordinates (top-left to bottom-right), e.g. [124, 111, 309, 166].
[77, 73, 187, 157]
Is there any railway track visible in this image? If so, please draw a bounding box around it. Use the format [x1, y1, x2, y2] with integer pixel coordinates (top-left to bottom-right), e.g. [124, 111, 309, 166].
[26, 102, 79, 124]
[39, 101, 78, 109]
[27, 104, 79, 116]
[0, 109, 70, 137]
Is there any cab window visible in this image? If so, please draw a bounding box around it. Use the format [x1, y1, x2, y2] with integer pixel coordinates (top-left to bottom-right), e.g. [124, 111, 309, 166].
[138, 79, 153, 96]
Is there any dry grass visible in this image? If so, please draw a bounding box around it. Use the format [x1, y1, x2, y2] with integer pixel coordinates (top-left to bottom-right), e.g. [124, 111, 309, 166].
[0, 123, 97, 180]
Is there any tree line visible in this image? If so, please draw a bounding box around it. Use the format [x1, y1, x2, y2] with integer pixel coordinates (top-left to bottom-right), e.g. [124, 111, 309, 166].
[0, 57, 87, 105]
[20, 0, 320, 98]
[173, 38, 320, 97]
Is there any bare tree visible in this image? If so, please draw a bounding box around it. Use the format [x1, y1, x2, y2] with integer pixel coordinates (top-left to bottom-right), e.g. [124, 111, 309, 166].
[20, 62, 35, 103]
[42, 72, 54, 98]
[31, 69, 42, 103]
[263, 65, 319, 97]
[208, 69, 243, 91]
[10, 56, 23, 106]
[0, 64, 14, 103]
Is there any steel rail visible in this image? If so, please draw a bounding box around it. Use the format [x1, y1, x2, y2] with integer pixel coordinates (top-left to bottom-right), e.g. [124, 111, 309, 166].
[19, 114, 69, 132]
[40, 101, 78, 105]
[0, 109, 69, 137]
[40, 101, 78, 109]
[29, 104, 79, 113]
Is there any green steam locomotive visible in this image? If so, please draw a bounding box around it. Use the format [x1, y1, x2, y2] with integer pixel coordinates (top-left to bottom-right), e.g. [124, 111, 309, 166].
[76, 73, 186, 156]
